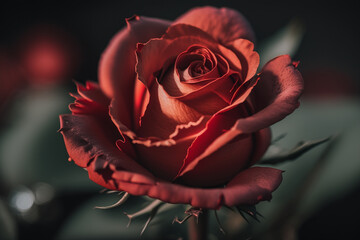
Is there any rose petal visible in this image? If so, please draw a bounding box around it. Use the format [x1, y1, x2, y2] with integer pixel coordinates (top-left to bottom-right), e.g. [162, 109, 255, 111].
[69, 81, 110, 116]
[233, 55, 304, 133]
[164, 24, 243, 72]
[128, 82, 206, 180]
[109, 98, 137, 141]
[175, 77, 259, 179]
[133, 115, 207, 181]
[137, 81, 202, 139]
[111, 166, 282, 209]
[68, 81, 121, 146]
[59, 114, 153, 189]
[176, 55, 303, 179]
[248, 127, 272, 166]
[110, 83, 195, 150]
[173, 6, 255, 44]
[99, 16, 170, 127]
[133, 79, 149, 130]
[164, 23, 216, 41]
[134, 138, 195, 181]
[226, 39, 260, 86]
[136, 24, 241, 89]
[222, 167, 283, 205]
[175, 104, 252, 185]
[136, 24, 258, 116]
[177, 134, 254, 187]
[67, 82, 137, 160]
[171, 71, 239, 115]
[136, 35, 217, 90]
[75, 81, 109, 106]
[110, 80, 208, 181]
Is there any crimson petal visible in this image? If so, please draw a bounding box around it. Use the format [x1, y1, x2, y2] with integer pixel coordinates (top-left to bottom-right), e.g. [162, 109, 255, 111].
[233, 55, 304, 133]
[59, 114, 153, 189]
[112, 166, 282, 209]
[99, 16, 170, 127]
[176, 55, 303, 181]
[173, 6, 255, 44]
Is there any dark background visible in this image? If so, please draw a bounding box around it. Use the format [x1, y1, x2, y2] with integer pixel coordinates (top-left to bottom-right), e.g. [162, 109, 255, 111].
[1, 1, 359, 239]
[1, 0, 359, 91]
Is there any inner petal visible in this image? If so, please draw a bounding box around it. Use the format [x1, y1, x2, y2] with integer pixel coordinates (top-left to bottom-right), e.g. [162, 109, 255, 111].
[175, 45, 218, 82]
[160, 44, 227, 98]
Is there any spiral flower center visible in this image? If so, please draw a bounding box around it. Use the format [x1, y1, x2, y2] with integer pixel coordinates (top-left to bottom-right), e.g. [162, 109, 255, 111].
[175, 45, 217, 81]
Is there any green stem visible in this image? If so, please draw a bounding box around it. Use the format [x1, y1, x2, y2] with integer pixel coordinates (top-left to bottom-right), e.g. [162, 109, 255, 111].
[188, 209, 209, 240]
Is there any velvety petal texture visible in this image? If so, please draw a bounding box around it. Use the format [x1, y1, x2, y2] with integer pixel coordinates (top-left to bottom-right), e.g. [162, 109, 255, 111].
[111, 167, 283, 209]
[99, 16, 171, 127]
[174, 6, 256, 44]
[60, 6, 304, 209]
[59, 82, 153, 189]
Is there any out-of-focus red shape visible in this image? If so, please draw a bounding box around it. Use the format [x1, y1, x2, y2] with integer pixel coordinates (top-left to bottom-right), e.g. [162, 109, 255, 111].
[303, 68, 358, 99]
[18, 24, 79, 85]
[0, 48, 25, 111]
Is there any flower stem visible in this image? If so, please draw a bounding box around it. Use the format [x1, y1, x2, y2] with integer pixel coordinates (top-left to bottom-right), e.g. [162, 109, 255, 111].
[188, 209, 209, 240]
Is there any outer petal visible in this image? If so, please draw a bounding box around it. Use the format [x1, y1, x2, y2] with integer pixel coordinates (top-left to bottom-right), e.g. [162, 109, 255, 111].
[173, 6, 255, 44]
[68, 81, 120, 144]
[175, 78, 259, 181]
[226, 39, 259, 88]
[248, 127, 272, 166]
[112, 167, 283, 209]
[134, 137, 195, 181]
[233, 55, 304, 133]
[99, 16, 171, 127]
[177, 134, 254, 187]
[59, 114, 154, 190]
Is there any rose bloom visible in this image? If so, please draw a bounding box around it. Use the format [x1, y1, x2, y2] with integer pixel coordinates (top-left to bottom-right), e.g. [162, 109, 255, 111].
[59, 6, 303, 209]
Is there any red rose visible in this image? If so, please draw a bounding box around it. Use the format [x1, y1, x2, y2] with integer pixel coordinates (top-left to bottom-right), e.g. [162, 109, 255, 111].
[59, 6, 303, 209]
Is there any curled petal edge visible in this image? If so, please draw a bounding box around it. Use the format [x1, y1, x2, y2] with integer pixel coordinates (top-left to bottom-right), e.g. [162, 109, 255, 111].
[111, 167, 283, 209]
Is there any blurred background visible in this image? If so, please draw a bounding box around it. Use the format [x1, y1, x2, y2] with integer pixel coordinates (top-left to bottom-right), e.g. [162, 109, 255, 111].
[0, 0, 359, 239]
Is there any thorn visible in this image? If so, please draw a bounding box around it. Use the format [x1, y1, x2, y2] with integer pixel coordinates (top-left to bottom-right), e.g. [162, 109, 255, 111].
[185, 207, 202, 224]
[140, 203, 162, 237]
[236, 205, 262, 223]
[124, 199, 163, 228]
[271, 133, 287, 144]
[99, 188, 107, 193]
[140, 214, 152, 236]
[94, 192, 129, 210]
[172, 214, 192, 224]
[214, 210, 226, 235]
[106, 190, 121, 194]
[238, 211, 249, 223]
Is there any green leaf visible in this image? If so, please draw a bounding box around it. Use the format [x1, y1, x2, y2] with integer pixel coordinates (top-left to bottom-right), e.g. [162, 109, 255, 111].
[260, 136, 331, 165]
